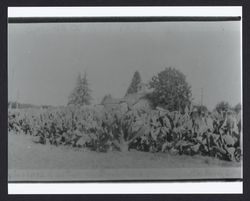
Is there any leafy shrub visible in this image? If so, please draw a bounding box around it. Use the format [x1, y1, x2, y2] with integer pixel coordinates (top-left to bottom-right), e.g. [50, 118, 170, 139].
[214, 101, 231, 114]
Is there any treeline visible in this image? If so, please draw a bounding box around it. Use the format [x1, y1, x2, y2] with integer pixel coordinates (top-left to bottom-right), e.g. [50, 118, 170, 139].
[8, 101, 52, 109]
[68, 67, 241, 114]
[68, 67, 192, 112]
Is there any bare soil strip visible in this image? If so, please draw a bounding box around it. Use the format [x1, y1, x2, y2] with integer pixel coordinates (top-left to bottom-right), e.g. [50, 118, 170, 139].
[8, 134, 242, 181]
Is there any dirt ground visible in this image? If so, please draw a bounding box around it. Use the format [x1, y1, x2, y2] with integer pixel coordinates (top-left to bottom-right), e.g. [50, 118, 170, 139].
[8, 134, 242, 181]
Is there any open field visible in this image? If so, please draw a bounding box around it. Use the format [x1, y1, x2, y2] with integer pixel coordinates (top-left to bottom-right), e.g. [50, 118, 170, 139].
[8, 134, 242, 181]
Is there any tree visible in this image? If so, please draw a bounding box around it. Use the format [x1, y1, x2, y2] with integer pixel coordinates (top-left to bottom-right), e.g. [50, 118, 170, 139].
[125, 71, 142, 96]
[147, 67, 192, 112]
[214, 101, 231, 113]
[68, 72, 92, 106]
[194, 105, 208, 115]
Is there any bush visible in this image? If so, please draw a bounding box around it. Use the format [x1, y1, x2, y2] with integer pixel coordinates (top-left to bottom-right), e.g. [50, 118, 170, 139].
[233, 103, 241, 114]
[214, 101, 231, 113]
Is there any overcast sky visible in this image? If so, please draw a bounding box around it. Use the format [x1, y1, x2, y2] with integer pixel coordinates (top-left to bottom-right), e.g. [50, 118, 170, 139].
[8, 21, 241, 110]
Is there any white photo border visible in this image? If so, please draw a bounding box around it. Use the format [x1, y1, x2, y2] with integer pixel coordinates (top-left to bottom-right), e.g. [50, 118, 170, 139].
[7, 6, 243, 194]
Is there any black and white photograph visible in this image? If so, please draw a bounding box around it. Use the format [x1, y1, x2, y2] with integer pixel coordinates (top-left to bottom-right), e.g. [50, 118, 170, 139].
[7, 7, 242, 185]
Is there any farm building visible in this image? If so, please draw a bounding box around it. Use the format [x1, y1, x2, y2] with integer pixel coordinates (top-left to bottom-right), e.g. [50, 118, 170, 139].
[100, 83, 152, 112]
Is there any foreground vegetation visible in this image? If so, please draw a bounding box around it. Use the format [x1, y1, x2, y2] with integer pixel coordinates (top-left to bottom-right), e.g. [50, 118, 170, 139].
[8, 103, 242, 163]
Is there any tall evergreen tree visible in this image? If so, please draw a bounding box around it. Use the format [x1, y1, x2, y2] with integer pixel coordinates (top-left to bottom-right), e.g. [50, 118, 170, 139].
[68, 72, 92, 106]
[125, 71, 141, 96]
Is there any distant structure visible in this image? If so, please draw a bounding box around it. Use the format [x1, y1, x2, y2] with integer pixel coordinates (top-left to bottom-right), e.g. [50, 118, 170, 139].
[101, 82, 152, 112]
[136, 83, 153, 94]
[137, 83, 147, 94]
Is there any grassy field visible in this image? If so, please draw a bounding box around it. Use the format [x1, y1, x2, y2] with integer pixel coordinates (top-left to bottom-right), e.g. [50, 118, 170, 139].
[8, 134, 242, 181]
